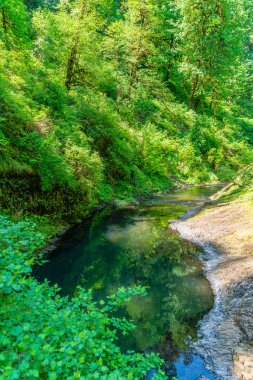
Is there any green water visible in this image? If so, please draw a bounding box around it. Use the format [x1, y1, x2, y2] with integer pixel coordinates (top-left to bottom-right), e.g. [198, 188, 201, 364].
[35, 186, 218, 378]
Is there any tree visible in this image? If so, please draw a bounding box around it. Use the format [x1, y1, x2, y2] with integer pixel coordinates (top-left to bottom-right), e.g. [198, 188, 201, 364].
[177, 0, 246, 111]
[151, 1, 180, 83]
[65, 0, 86, 89]
[33, 0, 104, 88]
[0, 0, 30, 48]
[104, 0, 156, 99]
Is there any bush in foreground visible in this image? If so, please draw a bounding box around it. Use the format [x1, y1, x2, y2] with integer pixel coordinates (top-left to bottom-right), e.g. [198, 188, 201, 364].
[0, 215, 166, 379]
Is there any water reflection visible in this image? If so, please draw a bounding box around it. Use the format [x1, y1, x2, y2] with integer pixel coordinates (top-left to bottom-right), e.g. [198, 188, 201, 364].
[35, 187, 219, 379]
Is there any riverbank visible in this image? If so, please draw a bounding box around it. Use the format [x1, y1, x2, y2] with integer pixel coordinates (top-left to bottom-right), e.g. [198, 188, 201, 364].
[171, 191, 253, 379]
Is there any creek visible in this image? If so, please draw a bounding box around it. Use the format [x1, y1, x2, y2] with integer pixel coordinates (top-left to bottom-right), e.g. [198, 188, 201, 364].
[35, 186, 221, 379]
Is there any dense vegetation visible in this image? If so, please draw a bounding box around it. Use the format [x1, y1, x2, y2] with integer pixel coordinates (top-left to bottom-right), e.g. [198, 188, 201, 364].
[0, 0, 252, 220]
[0, 0, 252, 379]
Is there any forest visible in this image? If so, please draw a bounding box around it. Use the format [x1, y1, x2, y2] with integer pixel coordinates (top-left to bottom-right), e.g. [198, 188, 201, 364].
[1, 0, 253, 220]
[0, 0, 253, 379]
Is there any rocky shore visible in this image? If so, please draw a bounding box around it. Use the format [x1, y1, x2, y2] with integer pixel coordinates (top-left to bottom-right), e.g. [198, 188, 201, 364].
[171, 194, 253, 380]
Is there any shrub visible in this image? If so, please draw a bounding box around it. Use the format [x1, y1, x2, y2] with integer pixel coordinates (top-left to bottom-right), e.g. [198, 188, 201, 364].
[0, 215, 166, 380]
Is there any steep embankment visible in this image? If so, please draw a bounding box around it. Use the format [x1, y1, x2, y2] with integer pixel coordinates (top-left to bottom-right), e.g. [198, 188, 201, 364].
[171, 171, 253, 380]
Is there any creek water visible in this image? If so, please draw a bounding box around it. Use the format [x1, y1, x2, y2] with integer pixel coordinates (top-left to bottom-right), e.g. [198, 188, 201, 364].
[35, 186, 220, 379]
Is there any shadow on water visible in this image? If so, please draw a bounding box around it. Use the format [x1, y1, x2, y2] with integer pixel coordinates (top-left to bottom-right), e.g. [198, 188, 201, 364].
[35, 186, 221, 380]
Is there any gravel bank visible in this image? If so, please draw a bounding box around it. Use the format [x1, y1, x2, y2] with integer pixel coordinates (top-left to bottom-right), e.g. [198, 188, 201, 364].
[171, 196, 253, 380]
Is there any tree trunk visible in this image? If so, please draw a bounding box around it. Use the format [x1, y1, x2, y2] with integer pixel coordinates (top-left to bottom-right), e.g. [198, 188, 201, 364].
[1, 8, 7, 33]
[116, 81, 123, 107]
[128, 61, 138, 97]
[164, 36, 175, 82]
[189, 74, 199, 110]
[1, 8, 11, 50]
[127, 8, 147, 97]
[65, 0, 86, 90]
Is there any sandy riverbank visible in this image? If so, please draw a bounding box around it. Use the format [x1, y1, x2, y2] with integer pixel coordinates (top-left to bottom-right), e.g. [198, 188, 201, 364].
[171, 193, 253, 380]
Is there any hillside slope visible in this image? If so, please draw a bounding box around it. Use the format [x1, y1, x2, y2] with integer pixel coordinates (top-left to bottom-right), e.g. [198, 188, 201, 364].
[0, 0, 253, 221]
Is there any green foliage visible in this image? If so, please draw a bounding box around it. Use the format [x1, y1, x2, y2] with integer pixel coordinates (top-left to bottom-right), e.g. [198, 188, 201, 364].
[0, 215, 166, 379]
[0, 0, 252, 377]
[24, 0, 59, 9]
[0, 0, 252, 220]
[176, 0, 247, 111]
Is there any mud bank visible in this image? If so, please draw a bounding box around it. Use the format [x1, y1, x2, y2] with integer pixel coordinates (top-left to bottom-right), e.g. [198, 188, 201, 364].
[171, 195, 253, 380]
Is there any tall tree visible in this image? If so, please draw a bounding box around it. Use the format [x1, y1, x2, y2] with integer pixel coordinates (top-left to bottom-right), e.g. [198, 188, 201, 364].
[0, 0, 30, 48]
[177, 0, 246, 111]
[104, 0, 156, 99]
[152, 1, 179, 83]
[33, 0, 104, 88]
[65, 0, 86, 89]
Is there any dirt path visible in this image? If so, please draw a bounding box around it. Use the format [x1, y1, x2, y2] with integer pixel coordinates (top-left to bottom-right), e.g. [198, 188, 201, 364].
[171, 194, 253, 380]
